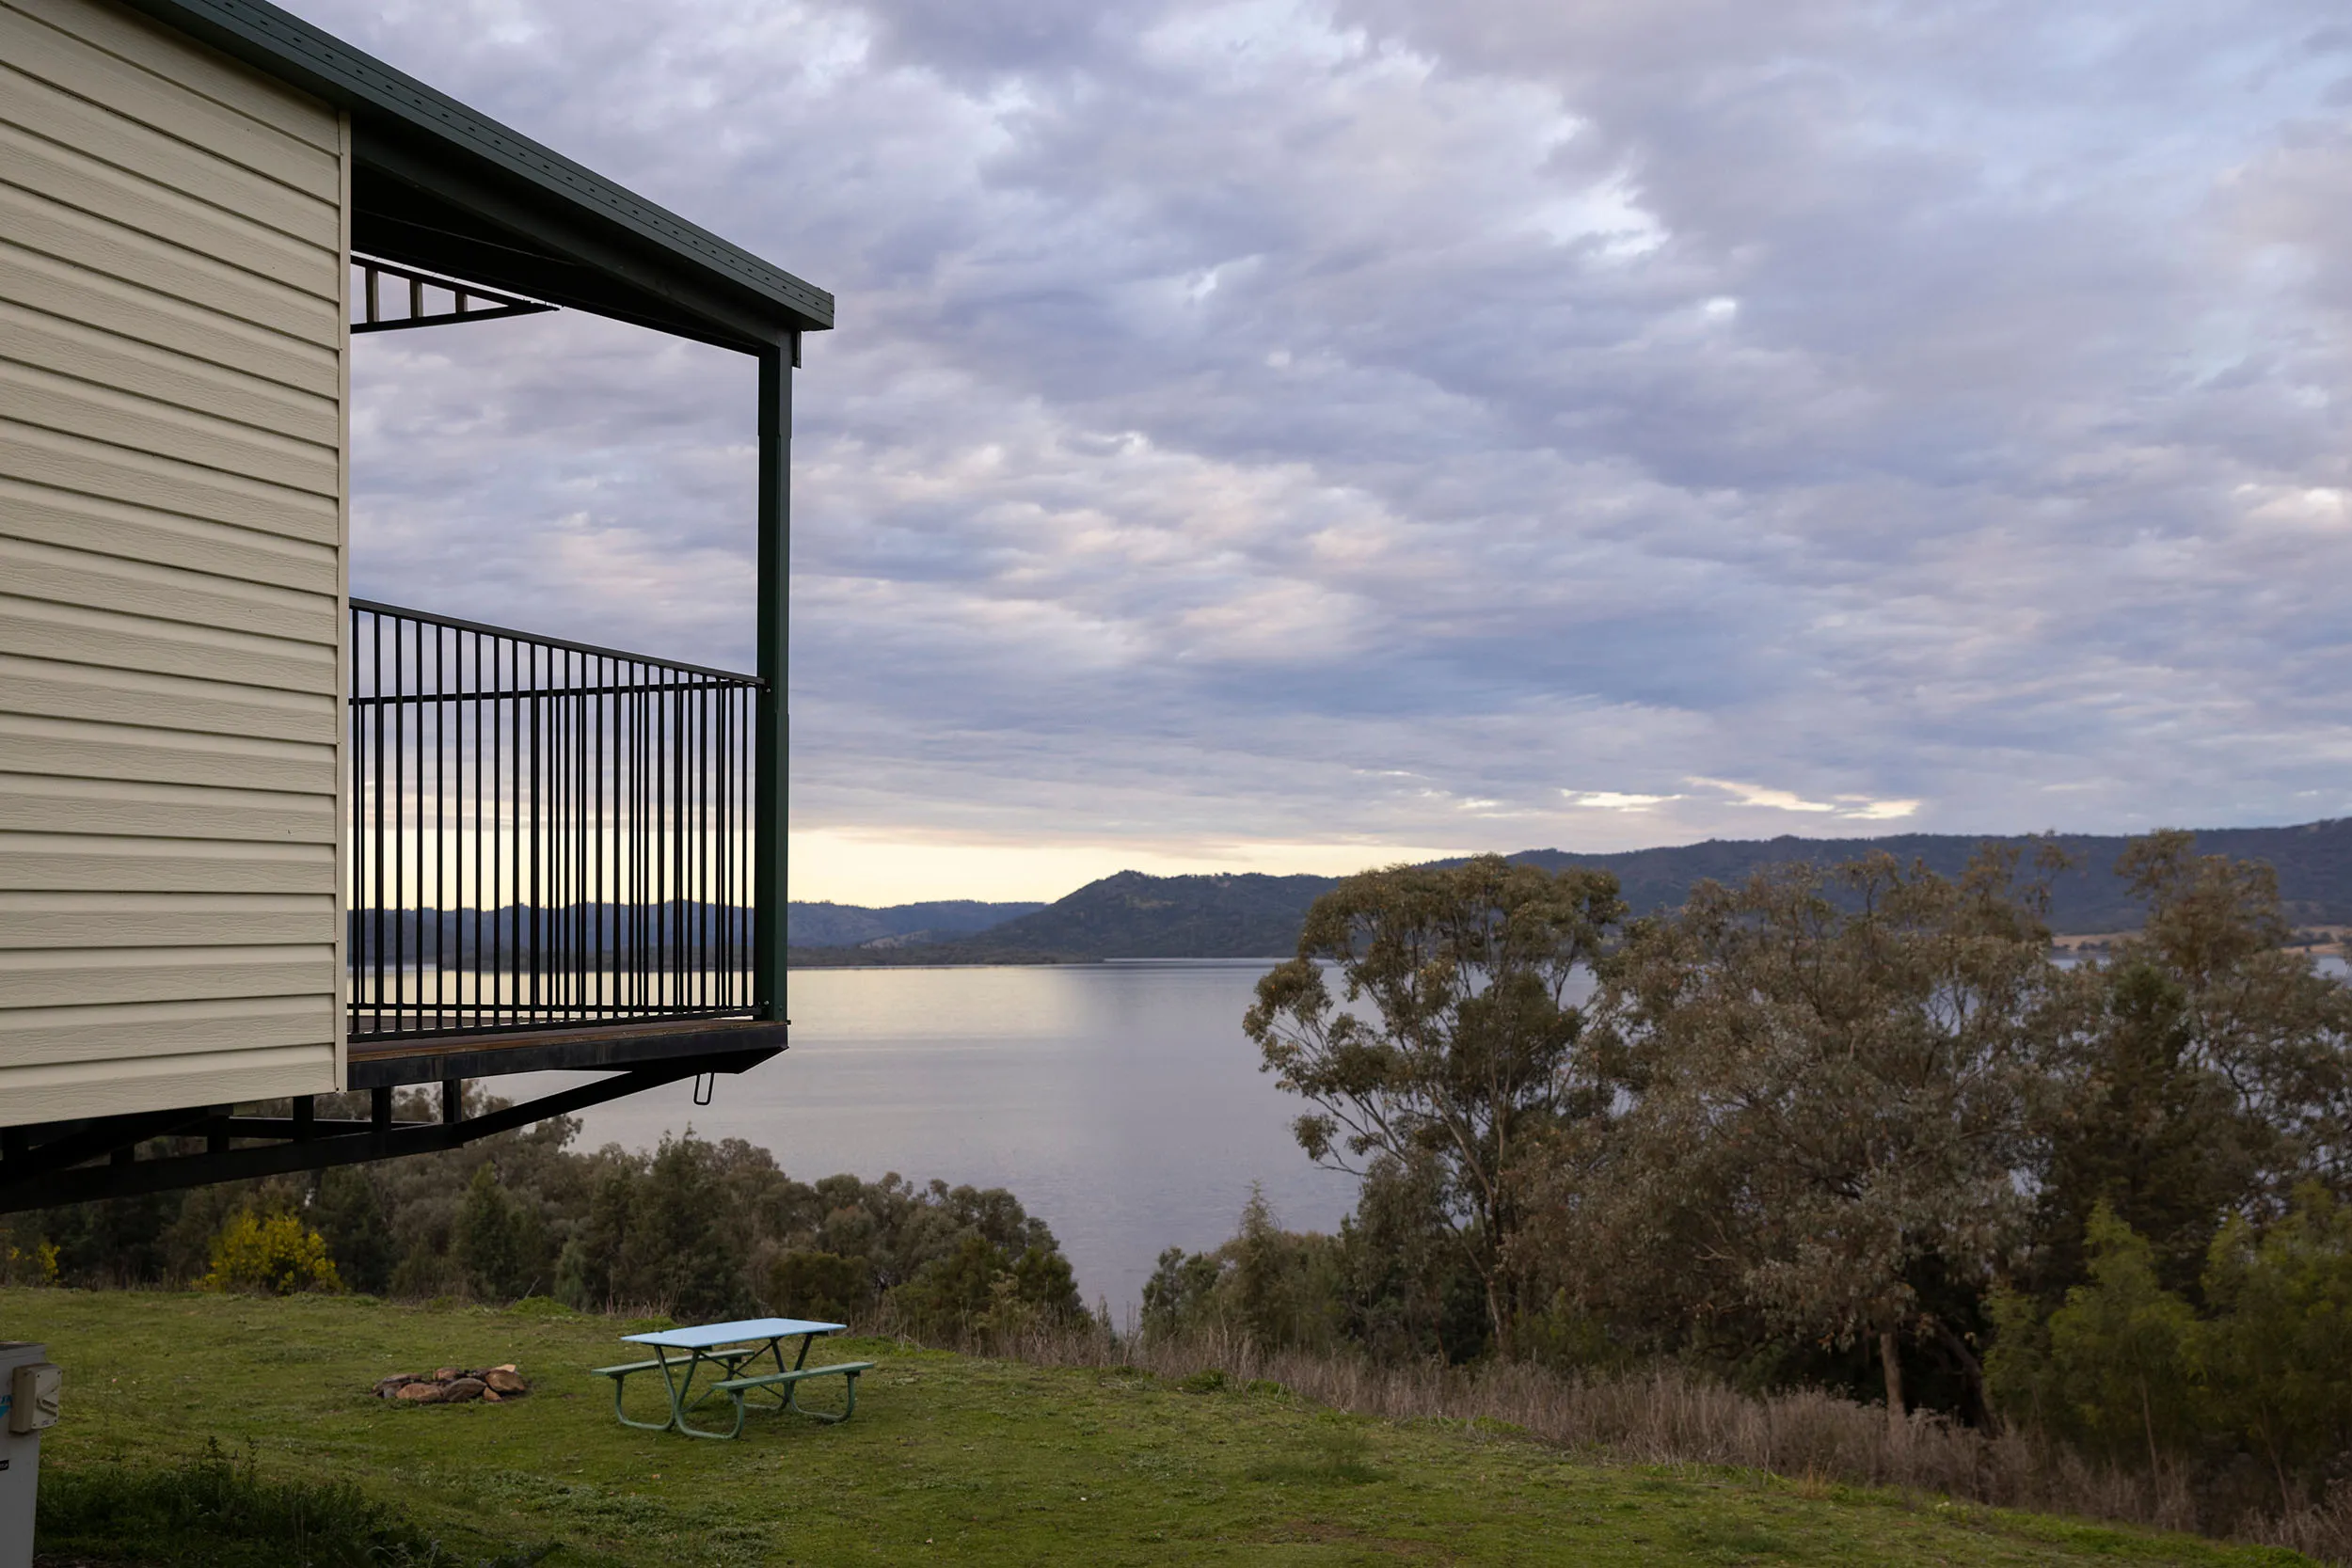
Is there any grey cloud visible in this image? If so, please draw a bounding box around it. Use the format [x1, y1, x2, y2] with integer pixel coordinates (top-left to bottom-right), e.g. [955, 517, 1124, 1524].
[302, 0, 2352, 868]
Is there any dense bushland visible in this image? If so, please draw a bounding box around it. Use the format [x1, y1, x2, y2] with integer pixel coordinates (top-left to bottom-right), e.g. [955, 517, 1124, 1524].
[0, 1117, 1084, 1339]
[1148, 834, 2352, 1548]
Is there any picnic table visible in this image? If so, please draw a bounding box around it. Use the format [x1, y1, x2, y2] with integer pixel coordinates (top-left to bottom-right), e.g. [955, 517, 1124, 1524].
[593, 1317, 873, 1439]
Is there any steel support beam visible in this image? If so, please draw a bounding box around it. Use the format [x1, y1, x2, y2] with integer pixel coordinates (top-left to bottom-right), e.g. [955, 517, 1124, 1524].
[0, 1050, 776, 1214]
[0, 1107, 213, 1185]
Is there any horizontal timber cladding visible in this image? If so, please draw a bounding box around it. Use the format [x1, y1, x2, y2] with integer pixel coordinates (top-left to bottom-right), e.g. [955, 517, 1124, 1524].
[0, 0, 345, 1125]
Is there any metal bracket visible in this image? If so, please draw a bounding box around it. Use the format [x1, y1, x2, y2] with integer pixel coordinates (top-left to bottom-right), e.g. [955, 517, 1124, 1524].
[352, 254, 555, 334]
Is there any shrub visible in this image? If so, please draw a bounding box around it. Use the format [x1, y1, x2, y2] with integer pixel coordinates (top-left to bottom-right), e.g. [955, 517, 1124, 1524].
[892, 1234, 1086, 1341]
[606, 1135, 753, 1319]
[1140, 1190, 1347, 1354]
[38, 1437, 545, 1566]
[1988, 1202, 2201, 1470]
[2198, 1185, 2352, 1509]
[453, 1164, 551, 1303]
[309, 1164, 394, 1295]
[894, 1234, 1003, 1338]
[0, 1219, 59, 1286]
[201, 1211, 343, 1296]
[769, 1248, 872, 1323]
[1991, 1191, 2352, 1512]
[1141, 1244, 1223, 1338]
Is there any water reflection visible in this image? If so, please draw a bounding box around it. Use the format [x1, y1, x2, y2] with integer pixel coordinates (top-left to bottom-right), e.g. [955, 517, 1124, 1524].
[501, 961, 1359, 1312]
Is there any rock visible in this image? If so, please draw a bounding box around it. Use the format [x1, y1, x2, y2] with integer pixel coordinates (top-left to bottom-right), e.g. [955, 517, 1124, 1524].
[371, 1363, 526, 1405]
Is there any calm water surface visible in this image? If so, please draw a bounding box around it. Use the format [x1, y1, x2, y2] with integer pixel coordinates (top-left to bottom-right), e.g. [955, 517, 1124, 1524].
[508, 961, 1359, 1312]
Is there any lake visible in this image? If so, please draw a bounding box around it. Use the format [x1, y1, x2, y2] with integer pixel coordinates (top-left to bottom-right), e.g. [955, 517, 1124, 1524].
[505, 961, 1359, 1313]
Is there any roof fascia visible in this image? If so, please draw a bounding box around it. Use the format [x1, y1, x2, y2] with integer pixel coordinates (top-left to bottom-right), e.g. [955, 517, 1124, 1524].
[112, 0, 834, 338]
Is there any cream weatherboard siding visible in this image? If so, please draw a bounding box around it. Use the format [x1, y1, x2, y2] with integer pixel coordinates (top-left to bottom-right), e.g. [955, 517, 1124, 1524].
[0, 0, 347, 1125]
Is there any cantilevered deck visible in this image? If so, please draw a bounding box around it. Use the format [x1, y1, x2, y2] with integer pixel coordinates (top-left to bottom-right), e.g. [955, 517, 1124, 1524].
[0, 604, 786, 1212]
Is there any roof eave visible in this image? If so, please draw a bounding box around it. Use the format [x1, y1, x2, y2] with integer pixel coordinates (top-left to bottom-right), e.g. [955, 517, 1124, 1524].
[114, 0, 834, 340]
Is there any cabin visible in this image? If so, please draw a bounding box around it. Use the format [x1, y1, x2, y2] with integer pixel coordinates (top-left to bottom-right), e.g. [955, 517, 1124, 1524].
[0, 0, 823, 1208]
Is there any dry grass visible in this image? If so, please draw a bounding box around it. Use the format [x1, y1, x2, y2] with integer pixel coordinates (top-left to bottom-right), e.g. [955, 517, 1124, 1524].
[933, 1319, 2352, 1564]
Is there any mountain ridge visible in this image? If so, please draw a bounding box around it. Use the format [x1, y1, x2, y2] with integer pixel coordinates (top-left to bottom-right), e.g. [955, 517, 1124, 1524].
[787, 818, 2352, 966]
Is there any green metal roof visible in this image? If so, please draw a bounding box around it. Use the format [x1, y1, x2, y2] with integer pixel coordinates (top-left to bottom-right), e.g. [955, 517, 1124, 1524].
[119, 0, 833, 351]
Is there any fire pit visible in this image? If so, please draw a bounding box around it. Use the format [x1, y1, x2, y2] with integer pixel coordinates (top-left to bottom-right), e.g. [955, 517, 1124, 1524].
[372, 1364, 531, 1403]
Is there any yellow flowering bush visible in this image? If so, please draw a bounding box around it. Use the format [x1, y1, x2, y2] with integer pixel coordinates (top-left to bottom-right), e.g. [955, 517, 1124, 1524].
[0, 1233, 59, 1286]
[202, 1211, 343, 1295]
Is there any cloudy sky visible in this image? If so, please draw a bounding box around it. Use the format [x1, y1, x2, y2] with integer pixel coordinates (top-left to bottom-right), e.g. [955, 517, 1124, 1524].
[318, 0, 2352, 905]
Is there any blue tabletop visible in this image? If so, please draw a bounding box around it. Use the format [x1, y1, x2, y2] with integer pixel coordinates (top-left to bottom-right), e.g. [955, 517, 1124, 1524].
[623, 1317, 846, 1350]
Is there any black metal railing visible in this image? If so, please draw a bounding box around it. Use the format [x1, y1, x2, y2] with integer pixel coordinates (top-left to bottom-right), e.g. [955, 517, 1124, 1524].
[349, 600, 762, 1037]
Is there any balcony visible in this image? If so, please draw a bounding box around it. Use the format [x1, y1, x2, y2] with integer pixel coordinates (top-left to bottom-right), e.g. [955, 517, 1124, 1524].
[344, 599, 785, 1091]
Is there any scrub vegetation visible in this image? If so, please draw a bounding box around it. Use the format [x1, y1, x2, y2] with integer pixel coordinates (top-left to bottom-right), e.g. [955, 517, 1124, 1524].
[0, 1115, 1085, 1342]
[1147, 834, 2352, 1557]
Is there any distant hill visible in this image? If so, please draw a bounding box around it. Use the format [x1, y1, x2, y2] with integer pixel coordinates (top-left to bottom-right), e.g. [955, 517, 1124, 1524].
[967, 871, 1332, 958]
[1501, 819, 2352, 936]
[786, 872, 1323, 967]
[786, 818, 2352, 966]
[787, 898, 1044, 948]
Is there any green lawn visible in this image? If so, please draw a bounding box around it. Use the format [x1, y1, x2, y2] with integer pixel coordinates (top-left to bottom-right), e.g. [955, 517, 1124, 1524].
[2, 1288, 2311, 1566]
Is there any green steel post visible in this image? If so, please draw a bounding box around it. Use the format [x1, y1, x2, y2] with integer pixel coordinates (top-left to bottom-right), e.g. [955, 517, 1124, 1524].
[754, 341, 791, 1021]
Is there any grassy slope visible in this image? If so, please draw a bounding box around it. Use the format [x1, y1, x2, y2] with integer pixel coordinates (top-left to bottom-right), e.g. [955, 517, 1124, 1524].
[4, 1289, 2309, 1568]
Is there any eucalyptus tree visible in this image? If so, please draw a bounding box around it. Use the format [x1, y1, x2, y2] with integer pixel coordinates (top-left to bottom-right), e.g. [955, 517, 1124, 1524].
[1571, 848, 2058, 1432]
[1246, 854, 1625, 1349]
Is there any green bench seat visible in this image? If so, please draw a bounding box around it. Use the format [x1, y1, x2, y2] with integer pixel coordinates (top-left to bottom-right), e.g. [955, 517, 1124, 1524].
[712, 1361, 874, 1426]
[590, 1358, 668, 1380]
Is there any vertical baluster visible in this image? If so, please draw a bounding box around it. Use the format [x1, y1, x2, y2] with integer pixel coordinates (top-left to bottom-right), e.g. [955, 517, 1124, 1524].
[642, 660, 652, 1017]
[432, 620, 444, 1031]
[741, 682, 750, 1008]
[637, 660, 644, 1018]
[555, 644, 566, 1021]
[562, 648, 576, 1024]
[716, 680, 723, 1009]
[397, 614, 409, 1029]
[500, 632, 513, 1029]
[698, 678, 710, 1012]
[732, 680, 741, 1008]
[529, 638, 541, 1023]
[370, 610, 383, 1033]
[596, 653, 609, 1019]
[472, 625, 486, 1029]
[666, 672, 679, 1013]
[688, 675, 697, 1008]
